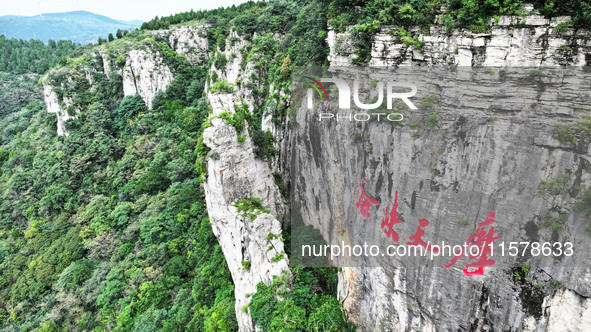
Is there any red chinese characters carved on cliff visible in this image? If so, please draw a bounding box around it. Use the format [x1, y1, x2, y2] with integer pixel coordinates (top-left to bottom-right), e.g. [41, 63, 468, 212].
[352, 170, 498, 276]
[381, 191, 402, 242]
[406, 218, 441, 254]
[354, 179, 380, 219]
[443, 212, 499, 276]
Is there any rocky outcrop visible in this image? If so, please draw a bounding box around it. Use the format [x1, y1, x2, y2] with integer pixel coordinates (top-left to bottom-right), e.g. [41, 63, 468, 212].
[293, 12, 591, 331]
[203, 118, 289, 331]
[42, 80, 77, 137]
[546, 289, 591, 331]
[41, 26, 211, 135]
[121, 49, 174, 109]
[42, 46, 173, 135]
[202, 31, 289, 331]
[149, 25, 209, 66]
[168, 26, 209, 66]
[40, 64, 99, 136]
[328, 12, 590, 67]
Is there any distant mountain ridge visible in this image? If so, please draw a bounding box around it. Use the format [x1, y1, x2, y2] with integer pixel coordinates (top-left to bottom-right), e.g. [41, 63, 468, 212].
[0, 11, 142, 44]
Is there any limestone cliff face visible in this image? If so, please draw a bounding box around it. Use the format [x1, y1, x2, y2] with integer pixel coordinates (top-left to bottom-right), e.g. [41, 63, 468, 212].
[42, 79, 78, 137]
[150, 25, 209, 66]
[202, 30, 289, 331]
[41, 63, 103, 136]
[329, 10, 589, 67]
[168, 26, 209, 66]
[120, 49, 174, 109]
[203, 117, 289, 331]
[42, 38, 176, 135]
[290, 11, 591, 332]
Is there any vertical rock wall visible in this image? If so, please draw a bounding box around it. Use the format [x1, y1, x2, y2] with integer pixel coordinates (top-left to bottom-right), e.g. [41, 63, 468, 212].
[203, 31, 289, 331]
[298, 12, 591, 332]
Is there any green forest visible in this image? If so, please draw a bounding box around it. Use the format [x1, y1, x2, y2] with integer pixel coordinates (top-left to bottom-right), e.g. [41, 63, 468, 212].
[0, 0, 589, 331]
[0, 37, 79, 75]
[0, 37, 79, 119]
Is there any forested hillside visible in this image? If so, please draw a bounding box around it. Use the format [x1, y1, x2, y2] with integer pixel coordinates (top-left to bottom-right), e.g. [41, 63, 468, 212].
[0, 37, 79, 74]
[0, 0, 589, 331]
[0, 37, 79, 119]
[0, 1, 342, 330]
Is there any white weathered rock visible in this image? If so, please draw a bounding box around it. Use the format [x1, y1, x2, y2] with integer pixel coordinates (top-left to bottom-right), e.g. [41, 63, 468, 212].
[43, 44, 176, 136]
[329, 13, 590, 68]
[100, 52, 111, 78]
[546, 289, 591, 331]
[122, 49, 174, 109]
[203, 31, 289, 331]
[42, 82, 77, 137]
[168, 25, 209, 66]
[203, 118, 288, 331]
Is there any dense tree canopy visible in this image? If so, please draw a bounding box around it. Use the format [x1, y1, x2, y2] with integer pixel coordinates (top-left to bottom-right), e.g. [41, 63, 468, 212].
[0, 36, 79, 74]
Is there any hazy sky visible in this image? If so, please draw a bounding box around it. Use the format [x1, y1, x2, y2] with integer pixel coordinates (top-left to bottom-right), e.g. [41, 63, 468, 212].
[0, 0, 255, 21]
